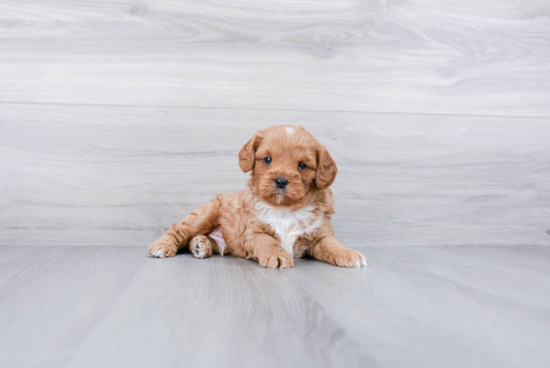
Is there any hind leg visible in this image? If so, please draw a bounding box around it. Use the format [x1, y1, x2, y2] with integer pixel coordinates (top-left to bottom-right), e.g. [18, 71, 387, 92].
[189, 235, 216, 259]
[148, 197, 221, 258]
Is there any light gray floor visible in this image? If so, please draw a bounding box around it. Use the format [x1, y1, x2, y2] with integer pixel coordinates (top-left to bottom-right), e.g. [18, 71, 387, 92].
[1, 1, 549, 367]
[1, 245, 549, 368]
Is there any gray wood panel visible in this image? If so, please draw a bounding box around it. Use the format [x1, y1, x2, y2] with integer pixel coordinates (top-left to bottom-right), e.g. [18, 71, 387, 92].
[0, 246, 147, 367]
[1, 246, 549, 367]
[1, 103, 549, 247]
[0, 0, 549, 116]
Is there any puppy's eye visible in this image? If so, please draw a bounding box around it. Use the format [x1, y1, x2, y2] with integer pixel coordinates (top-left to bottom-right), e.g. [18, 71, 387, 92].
[298, 162, 307, 170]
[263, 157, 272, 165]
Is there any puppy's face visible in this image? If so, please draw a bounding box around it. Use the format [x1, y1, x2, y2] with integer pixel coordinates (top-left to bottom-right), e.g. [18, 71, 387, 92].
[239, 126, 337, 207]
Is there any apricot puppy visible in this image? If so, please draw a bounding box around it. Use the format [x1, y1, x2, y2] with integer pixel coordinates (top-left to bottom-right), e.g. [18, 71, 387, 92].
[148, 125, 367, 269]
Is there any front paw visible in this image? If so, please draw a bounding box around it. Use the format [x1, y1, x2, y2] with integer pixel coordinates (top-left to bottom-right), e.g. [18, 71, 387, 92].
[258, 249, 294, 269]
[330, 249, 368, 268]
[148, 241, 177, 258]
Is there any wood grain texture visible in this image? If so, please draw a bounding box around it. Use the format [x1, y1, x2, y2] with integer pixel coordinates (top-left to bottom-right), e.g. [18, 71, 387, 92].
[0, 246, 147, 367]
[0, 0, 549, 116]
[1, 246, 549, 367]
[1, 103, 549, 247]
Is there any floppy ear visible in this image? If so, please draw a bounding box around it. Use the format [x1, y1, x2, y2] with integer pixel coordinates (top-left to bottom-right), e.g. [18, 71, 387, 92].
[238, 130, 264, 173]
[315, 142, 337, 189]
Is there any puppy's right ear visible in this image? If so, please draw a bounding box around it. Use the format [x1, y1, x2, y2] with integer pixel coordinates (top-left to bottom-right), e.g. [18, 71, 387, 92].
[239, 130, 265, 173]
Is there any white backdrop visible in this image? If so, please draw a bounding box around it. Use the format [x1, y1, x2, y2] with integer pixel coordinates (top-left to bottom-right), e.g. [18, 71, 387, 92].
[1, 0, 549, 247]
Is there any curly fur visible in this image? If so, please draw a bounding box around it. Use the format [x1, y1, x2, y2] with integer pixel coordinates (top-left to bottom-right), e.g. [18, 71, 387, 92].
[148, 125, 367, 269]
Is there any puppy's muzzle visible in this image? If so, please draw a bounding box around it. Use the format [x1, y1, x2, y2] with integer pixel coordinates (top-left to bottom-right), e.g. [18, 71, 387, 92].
[275, 177, 289, 190]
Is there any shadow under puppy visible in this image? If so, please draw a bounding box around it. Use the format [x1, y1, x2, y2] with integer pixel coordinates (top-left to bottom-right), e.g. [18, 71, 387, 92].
[149, 125, 367, 269]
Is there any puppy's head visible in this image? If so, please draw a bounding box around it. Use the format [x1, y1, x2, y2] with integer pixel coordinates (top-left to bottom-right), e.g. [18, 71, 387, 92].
[239, 125, 337, 207]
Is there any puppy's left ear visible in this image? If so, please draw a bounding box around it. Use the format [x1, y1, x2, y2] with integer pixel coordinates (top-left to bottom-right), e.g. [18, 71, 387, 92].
[239, 130, 265, 173]
[315, 142, 337, 189]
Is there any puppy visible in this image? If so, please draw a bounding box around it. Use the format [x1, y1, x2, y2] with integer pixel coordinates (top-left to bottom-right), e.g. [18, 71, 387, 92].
[148, 125, 368, 269]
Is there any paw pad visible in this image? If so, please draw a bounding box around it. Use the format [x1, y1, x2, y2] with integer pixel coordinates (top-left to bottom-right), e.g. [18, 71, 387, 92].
[191, 236, 212, 259]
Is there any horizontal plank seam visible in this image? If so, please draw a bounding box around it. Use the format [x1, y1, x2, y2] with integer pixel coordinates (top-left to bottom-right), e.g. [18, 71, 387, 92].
[0, 100, 548, 120]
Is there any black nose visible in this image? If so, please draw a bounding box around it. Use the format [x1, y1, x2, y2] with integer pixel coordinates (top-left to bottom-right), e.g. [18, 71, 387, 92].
[275, 177, 289, 189]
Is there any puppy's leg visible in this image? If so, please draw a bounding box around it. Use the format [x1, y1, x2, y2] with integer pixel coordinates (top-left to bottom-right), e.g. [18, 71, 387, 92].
[309, 236, 368, 268]
[189, 235, 215, 259]
[246, 234, 294, 269]
[148, 197, 221, 258]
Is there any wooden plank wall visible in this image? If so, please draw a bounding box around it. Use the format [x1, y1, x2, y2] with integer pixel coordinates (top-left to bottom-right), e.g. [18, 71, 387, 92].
[0, 0, 549, 247]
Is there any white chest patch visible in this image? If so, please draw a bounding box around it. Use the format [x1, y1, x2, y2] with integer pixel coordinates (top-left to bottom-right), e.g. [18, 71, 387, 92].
[254, 201, 322, 257]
